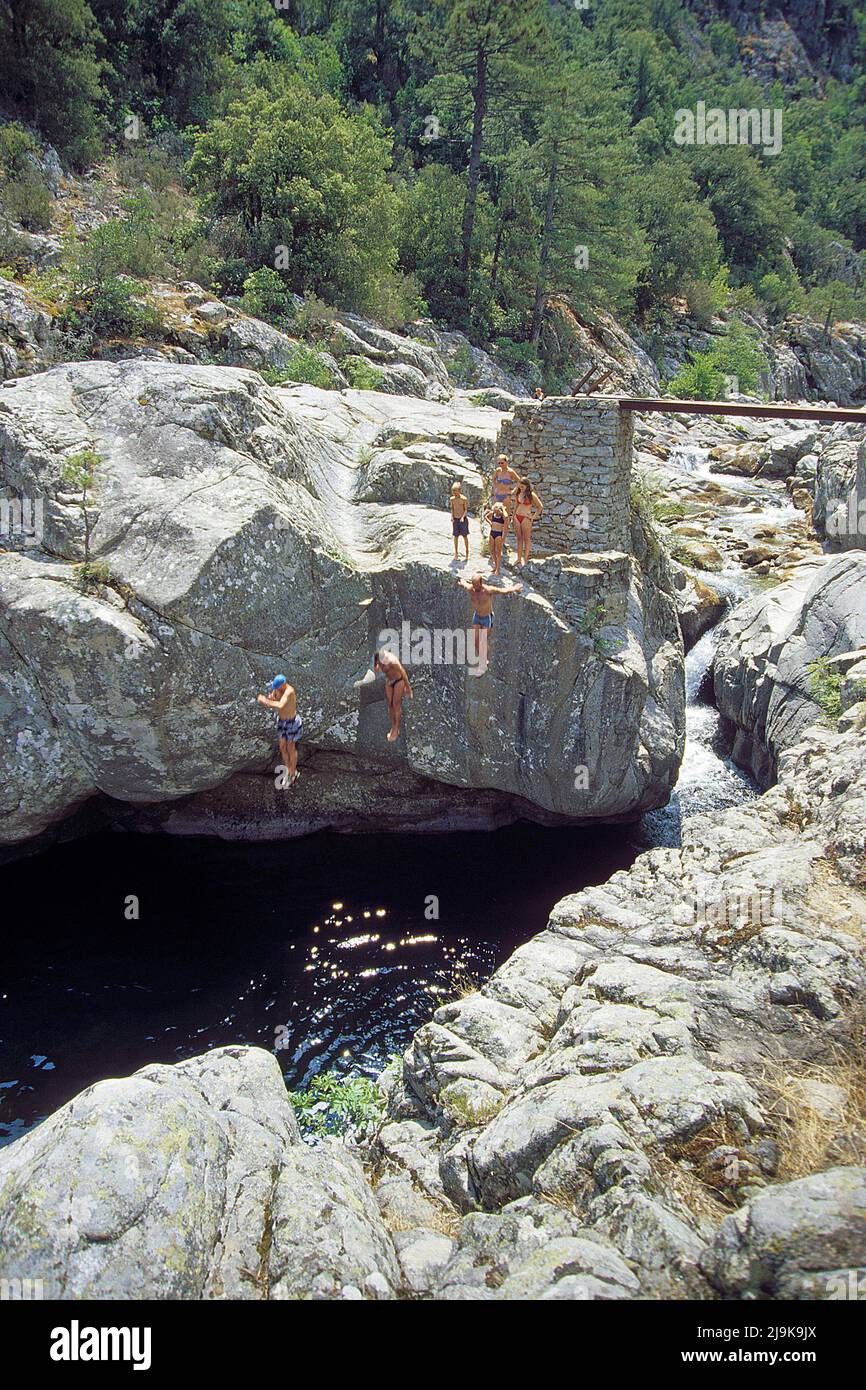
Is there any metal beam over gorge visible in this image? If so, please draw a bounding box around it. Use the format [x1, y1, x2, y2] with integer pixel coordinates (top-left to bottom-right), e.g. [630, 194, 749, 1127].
[617, 397, 866, 425]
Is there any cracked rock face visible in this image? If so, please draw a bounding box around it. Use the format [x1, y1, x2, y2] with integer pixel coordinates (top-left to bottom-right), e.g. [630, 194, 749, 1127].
[379, 705, 866, 1298]
[813, 429, 866, 553]
[713, 551, 866, 784]
[0, 359, 684, 845]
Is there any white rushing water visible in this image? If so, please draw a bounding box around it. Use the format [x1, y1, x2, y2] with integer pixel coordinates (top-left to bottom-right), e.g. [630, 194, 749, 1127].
[634, 442, 771, 850]
[636, 619, 757, 850]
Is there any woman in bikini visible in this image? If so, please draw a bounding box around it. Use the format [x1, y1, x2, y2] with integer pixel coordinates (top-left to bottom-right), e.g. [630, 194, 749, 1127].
[373, 649, 413, 743]
[484, 502, 508, 574]
[491, 454, 519, 561]
[511, 477, 543, 566]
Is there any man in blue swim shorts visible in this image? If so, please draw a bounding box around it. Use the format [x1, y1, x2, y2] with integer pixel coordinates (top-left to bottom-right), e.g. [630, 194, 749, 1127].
[457, 572, 522, 669]
[257, 674, 302, 785]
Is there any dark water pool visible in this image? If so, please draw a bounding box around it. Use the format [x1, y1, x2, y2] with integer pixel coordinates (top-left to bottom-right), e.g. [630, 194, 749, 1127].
[0, 822, 640, 1146]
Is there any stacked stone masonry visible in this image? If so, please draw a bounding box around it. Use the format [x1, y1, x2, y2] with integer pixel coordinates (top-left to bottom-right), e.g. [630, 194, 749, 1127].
[495, 397, 634, 556]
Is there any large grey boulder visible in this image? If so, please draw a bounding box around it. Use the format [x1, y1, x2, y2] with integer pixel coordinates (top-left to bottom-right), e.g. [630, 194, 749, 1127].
[0, 359, 683, 846]
[782, 317, 866, 405]
[769, 340, 809, 401]
[220, 315, 348, 386]
[0, 280, 56, 378]
[700, 1168, 866, 1299]
[0, 1045, 399, 1300]
[713, 552, 866, 783]
[411, 323, 529, 395]
[669, 562, 727, 651]
[335, 313, 452, 394]
[813, 430, 866, 551]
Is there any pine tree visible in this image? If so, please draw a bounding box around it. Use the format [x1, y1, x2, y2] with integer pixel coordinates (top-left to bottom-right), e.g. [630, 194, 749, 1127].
[413, 0, 547, 303]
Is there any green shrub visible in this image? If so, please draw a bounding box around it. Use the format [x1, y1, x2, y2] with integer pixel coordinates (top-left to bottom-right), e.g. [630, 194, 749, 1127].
[0, 176, 52, 232]
[59, 277, 161, 343]
[807, 657, 844, 725]
[293, 294, 335, 339]
[494, 337, 540, 386]
[800, 280, 866, 326]
[359, 269, 426, 331]
[683, 267, 730, 328]
[757, 270, 803, 323]
[71, 194, 164, 289]
[668, 322, 768, 400]
[261, 346, 334, 389]
[0, 0, 103, 166]
[212, 256, 252, 297]
[48, 195, 166, 347]
[117, 141, 183, 195]
[188, 81, 400, 313]
[287, 1070, 384, 1140]
[0, 124, 52, 232]
[0, 125, 41, 181]
[241, 266, 297, 325]
[344, 355, 384, 390]
[0, 220, 32, 273]
[77, 558, 112, 587]
[728, 282, 760, 316]
[682, 278, 718, 328]
[667, 354, 725, 400]
[446, 340, 477, 384]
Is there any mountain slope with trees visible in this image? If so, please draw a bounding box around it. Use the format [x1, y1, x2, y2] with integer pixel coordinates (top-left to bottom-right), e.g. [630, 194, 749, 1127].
[1, 0, 864, 393]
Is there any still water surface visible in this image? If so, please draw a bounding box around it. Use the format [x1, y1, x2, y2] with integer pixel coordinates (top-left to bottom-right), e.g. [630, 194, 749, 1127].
[1, 822, 639, 1145]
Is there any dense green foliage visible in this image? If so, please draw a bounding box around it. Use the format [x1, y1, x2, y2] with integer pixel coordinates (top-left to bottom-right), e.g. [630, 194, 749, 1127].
[288, 1068, 385, 1139]
[667, 320, 769, 399]
[1, 0, 864, 376]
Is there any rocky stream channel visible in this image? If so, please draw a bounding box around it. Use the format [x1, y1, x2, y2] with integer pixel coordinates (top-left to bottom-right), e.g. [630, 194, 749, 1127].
[1, 351, 864, 1300]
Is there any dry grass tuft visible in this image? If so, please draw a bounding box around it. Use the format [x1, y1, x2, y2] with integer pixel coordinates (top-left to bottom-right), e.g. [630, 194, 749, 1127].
[382, 1202, 462, 1239]
[762, 1053, 866, 1181]
[655, 1117, 749, 1222]
[538, 1173, 595, 1218]
[448, 966, 483, 1001]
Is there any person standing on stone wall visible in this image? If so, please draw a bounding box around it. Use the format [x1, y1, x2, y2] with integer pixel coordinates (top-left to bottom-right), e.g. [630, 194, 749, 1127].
[449, 481, 470, 562]
[485, 502, 508, 574]
[491, 453, 520, 560]
[511, 478, 544, 566]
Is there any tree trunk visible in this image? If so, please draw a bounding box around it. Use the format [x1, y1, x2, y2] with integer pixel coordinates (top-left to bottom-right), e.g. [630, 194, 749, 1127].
[530, 148, 558, 345]
[489, 217, 505, 294]
[458, 44, 488, 291]
[9, 0, 31, 107]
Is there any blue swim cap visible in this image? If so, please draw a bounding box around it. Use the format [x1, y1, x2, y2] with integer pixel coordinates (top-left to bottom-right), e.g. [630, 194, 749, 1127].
[269, 674, 287, 690]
